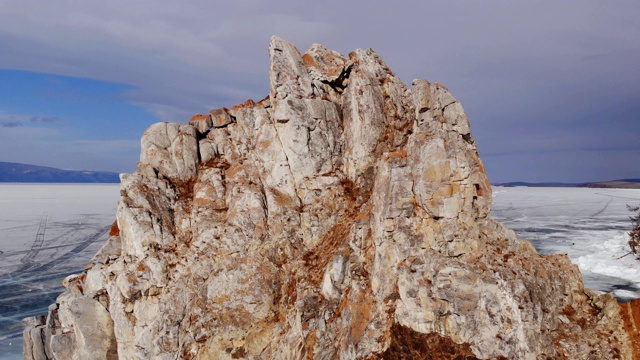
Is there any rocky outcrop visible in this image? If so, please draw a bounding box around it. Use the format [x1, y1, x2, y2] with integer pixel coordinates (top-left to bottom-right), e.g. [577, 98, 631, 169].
[24, 37, 638, 359]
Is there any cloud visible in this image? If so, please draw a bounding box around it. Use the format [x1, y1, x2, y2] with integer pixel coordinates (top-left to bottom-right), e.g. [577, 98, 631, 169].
[0, 0, 638, 181]
[0, 1, 336, 117]
[1, 121, 21, 128]
[30, 116, 62, 123]
[484, 148, 640, 183]
[0, 126, 139, 172]
[0, 112, 63, 128]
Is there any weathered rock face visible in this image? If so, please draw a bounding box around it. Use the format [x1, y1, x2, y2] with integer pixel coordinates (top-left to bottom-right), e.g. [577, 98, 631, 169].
[24, 37, 638, 359]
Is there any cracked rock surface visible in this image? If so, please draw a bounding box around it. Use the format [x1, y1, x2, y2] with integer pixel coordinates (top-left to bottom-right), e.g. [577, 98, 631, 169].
[24, 36, 637, 359]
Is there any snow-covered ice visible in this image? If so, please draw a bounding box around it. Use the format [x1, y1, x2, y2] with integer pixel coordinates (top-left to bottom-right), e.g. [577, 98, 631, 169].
[0, 183, 120, 360]
[491, 186, 640, 301]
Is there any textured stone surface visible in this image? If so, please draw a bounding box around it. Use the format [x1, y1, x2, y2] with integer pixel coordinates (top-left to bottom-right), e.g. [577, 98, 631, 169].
[620, 299, 640, 359]
[188, 114, 212, 134]
[25, 36, 638, 359]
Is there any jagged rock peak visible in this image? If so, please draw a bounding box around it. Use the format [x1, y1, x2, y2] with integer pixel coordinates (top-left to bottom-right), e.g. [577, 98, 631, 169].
[24, 37, 639, 359]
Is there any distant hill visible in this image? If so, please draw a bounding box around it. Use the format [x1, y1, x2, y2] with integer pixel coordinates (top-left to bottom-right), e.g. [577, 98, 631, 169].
[495, 179, 640, 189]
[494, 181, 586, 188]
[0, 162, 120, 183]
[584, 180, 640, 189]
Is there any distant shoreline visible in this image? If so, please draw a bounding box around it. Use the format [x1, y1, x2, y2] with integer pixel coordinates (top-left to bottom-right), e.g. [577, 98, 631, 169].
[0, 162, 121, 183]
[494, 180, 640, 189]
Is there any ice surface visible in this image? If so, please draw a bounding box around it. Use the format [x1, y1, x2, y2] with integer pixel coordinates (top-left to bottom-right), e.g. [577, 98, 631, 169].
[492, 186, 640, 301]
[1, 184, 639, 358]
[0, 183, 120, 359]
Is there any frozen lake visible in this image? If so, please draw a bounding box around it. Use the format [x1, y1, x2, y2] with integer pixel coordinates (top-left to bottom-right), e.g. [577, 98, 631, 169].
[492, 186, 640, 301]
[0, 183, 120, 359]
[1, 184, 640, 358]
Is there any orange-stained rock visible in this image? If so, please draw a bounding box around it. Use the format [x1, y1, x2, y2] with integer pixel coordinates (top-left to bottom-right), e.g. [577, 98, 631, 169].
[373, 323, 502, 360]
[620, 299, 640, 358]
[209, 108, 233, 128]
[188, 113, 212, 134]
[108, 220, 119, 237]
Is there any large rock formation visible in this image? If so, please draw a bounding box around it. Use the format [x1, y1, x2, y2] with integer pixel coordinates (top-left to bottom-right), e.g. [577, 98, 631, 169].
[24, 37, 639, 359]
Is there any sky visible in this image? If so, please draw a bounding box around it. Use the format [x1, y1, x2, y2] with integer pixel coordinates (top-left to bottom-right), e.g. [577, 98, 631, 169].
[0, 0, 638, 183]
